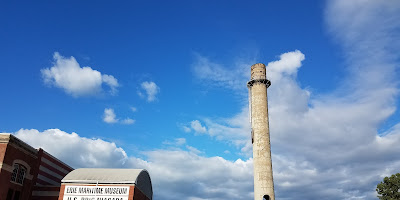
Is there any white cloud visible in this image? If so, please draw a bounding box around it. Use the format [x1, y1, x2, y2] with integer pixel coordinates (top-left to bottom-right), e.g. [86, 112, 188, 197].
[139, 81, 160, 102]
[185, 145, 202, 154]
[266, 50, 305, 82]
[182, 126, 191, 133]
[10, 129, 127, 168]
[177, 123, 192, 133]
[121, 118, 135, 125]
[184, 108, 252, 155]
[190, 120, 207, 134]
[162, 138, 202, 154]
[103, 108, 118, 124]
[163, 138, 187, 146]
[130, 107, 137, 112]
[175, 138, 187, 145]
[102, 74, 119, 95]
[41, 52, 119, 97]
[103, 108, 134, 125]
[128, 150, 254, 200]
[266, 51, 310, 115]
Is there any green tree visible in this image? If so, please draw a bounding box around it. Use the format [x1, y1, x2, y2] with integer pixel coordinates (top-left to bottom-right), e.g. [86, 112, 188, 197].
[376, 173, 400, 200]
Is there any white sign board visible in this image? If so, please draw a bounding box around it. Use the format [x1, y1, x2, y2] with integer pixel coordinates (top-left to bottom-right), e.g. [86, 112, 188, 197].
[63, 186, 130, 200]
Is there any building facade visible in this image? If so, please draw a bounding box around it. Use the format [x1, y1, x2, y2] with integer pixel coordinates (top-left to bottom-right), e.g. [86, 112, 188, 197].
[0, 134, 73, 200]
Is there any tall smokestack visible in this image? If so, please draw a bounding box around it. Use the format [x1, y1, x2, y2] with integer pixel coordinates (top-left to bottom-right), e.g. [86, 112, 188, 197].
[247, 63, 275, 200]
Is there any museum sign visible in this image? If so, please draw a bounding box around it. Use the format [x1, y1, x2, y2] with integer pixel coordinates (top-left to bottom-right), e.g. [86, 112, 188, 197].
[63, 186, 130, 200]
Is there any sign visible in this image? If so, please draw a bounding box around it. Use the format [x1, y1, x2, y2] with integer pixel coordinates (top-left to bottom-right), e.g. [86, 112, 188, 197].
[63, 186, 130, 200]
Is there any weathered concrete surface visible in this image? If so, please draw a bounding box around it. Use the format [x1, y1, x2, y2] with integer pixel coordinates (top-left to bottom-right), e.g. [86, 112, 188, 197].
[249, 63, 275, 200]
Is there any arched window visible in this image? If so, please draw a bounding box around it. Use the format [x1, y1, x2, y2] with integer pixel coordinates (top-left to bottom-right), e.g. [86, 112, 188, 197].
[10, 163, 27, 185]
[10, 164, 19, 182]
[263, 195, 270, 200]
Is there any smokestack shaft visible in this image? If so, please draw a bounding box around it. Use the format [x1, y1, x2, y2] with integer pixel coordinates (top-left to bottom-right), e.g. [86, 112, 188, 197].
[248, 63, 274, 200]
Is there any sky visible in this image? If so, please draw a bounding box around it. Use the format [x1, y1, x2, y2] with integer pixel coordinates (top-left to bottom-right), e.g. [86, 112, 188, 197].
[1, 0, 400, 199]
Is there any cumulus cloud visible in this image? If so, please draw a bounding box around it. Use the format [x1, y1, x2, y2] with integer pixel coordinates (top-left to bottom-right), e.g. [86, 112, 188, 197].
[138, 81, 160, 102]
[130, 150, 253, 200]
[41, 52, 119, 97]
[103, 108, 118, 123]
[190, 120, 207, 134]
[10, 129, 127, 168]
[103, 108, 135, 125]
[266, 50, 305, 81]
[266, 51, 310, 115]
[2, 129, 254, 200]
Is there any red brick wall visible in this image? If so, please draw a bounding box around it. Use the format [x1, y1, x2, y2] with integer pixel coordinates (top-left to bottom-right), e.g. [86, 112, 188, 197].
[0, 143, 8, 200]
[57, 185, 65, 200]
[0, 143, 39, 200]
[129, 185, 134, 200]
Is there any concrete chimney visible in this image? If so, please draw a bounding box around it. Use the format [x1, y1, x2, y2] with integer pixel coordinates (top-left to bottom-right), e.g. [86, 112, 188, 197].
[247, 63, 274, 200]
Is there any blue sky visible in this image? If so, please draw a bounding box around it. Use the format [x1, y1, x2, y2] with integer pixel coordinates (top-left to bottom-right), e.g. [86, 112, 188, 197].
[1, 1, 400, 200]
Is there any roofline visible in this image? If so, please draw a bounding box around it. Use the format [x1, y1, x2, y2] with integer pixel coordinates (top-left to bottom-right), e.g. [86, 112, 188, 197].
[0, 133, 38, 156]
[61, 168, 150, 185]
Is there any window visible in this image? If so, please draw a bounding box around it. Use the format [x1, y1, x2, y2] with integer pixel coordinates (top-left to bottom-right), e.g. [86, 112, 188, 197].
[13, 191, 20, 200]
[10, 164, 19, 182]
[16, 166, 26, 184]
[263, 195, 270, 200]
[10, 163, 27, 185]
[6, 189, 13, 200]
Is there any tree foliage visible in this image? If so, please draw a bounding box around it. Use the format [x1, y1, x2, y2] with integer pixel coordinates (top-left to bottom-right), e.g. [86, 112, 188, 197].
[376, 173, 400, 200]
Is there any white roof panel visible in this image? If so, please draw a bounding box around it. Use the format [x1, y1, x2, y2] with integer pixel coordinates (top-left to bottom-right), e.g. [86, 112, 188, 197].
[62, 168, 152, 199]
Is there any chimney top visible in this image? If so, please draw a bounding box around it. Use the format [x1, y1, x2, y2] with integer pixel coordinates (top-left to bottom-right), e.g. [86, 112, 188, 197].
[250, 63, 266, 80]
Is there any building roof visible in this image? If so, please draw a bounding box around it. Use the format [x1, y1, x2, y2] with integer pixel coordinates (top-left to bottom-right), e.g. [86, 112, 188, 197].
[0, 133, 38, 157]
[62, 168, 152, 199]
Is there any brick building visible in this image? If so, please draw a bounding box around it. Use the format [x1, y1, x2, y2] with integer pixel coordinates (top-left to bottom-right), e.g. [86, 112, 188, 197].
[0, 134, 73, 200]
